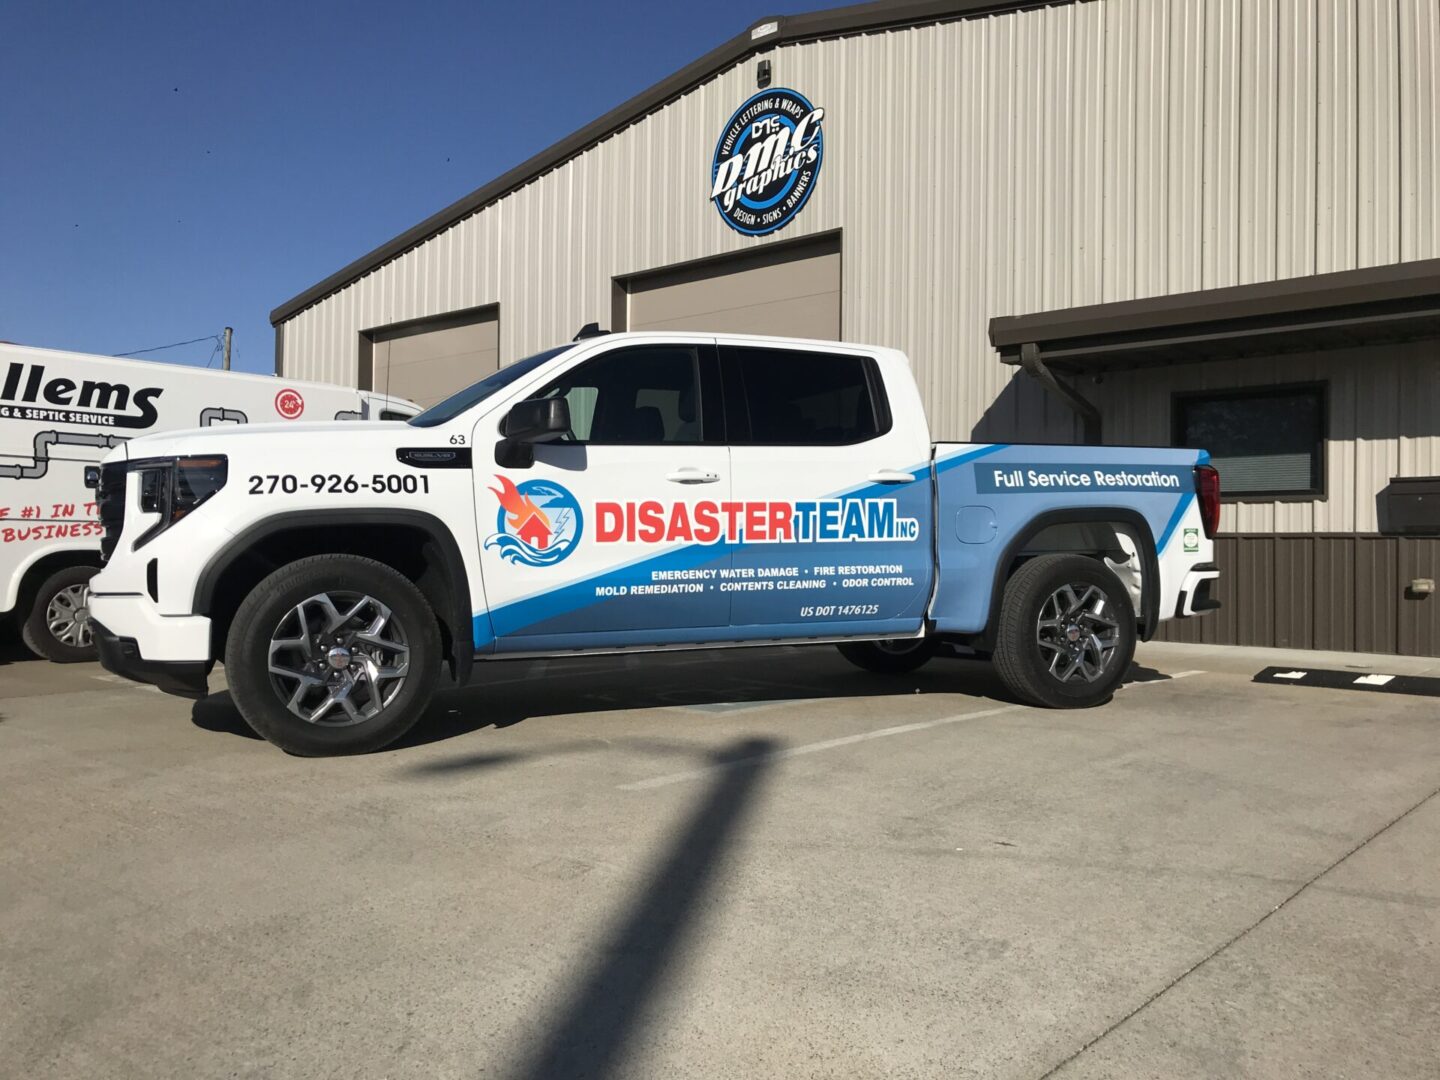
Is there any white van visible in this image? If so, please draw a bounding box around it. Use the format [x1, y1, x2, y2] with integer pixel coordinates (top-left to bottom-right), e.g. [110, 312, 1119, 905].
[1, 343, 418, 661]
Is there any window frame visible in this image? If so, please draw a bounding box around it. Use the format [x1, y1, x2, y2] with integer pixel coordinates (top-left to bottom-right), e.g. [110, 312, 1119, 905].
[719, 345, 893, 447]
[528, 342, 723, 447]
[1171, 381, 1329, 501]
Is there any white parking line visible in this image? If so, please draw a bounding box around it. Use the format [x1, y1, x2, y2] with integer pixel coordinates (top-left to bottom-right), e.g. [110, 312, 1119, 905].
[619, 670, 1205, 791]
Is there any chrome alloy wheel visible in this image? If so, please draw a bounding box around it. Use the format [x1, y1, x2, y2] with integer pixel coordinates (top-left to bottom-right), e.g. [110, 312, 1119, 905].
[1036, 583, 1121, 684]
[47, 584, 93, 648]
[266, 592, 410, 726]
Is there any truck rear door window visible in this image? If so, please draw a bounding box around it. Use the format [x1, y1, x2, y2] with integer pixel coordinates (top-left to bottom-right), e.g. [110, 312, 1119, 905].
[724, 346, 889, 445]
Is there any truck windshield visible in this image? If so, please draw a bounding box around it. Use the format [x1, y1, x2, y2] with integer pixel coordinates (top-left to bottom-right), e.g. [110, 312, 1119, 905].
[407, 345, 574, 427]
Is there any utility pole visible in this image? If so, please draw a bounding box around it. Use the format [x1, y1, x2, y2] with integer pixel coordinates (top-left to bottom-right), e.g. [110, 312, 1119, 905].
[222, 326, 233, 371]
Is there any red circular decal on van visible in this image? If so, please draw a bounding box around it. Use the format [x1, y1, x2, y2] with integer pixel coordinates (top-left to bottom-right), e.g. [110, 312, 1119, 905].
[275, 389, 305, 419]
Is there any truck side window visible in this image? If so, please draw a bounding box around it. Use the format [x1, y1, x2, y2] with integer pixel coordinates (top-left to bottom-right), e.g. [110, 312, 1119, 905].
[537, 345, 704, 445]
[725, 347, 889, 446]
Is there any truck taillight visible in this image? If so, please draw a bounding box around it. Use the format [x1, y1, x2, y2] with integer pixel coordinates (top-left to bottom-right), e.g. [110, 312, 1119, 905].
[1195, 464, 1221, 538]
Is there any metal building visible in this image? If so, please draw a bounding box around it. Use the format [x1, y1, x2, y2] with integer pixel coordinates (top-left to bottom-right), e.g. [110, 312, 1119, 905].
[271, 0, 1440, 656]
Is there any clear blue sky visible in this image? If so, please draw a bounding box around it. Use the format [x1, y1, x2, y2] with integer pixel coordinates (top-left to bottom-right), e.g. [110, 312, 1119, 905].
[1, 0, 835, 374]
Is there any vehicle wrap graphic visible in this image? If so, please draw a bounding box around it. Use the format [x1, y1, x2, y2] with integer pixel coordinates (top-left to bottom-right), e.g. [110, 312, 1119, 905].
[485, 476, 583, 567]
[470, 443, 1210, 650]
[929, 443, 1210, 636]
[1, 361, 164, 429]
[593, 498, 919, 545]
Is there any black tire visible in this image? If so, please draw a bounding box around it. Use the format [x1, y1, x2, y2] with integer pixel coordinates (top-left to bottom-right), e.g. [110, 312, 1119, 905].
[991, 554, 1136, 709]
[836, 638, 936, 675]
[21, 564, 100, 663]
[224, 555, 441, 756]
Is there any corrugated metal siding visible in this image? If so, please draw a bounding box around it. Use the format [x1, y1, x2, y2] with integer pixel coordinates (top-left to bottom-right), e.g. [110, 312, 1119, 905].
[1155, 535, 1440, 655]
[1097, 341, 1440, 534]
[280, 0, 1439, 445]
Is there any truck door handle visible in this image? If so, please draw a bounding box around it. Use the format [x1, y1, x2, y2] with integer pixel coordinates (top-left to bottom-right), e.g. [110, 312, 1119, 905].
[666, 468, 721, 484]
[868, 469, 915, 484]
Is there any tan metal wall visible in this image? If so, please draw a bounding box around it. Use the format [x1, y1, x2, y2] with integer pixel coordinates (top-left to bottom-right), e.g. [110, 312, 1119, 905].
[1096, 340, 1440, 534]
[280, 0, 1440, 447]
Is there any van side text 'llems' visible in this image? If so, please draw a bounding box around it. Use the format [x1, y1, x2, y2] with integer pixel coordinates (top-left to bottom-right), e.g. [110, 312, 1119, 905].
[0, 362, 164, 429]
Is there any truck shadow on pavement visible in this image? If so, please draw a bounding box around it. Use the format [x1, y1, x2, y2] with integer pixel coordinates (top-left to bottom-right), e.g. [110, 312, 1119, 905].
[190, 646, 1172, 752]
[189, 646, 998, 747]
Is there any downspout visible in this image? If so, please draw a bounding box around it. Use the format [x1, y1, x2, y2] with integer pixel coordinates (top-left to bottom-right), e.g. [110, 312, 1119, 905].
[1018, 342, 1101, 445]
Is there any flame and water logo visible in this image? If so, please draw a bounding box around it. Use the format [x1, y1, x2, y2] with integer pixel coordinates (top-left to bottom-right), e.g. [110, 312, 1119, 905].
[485, 475, 583, 567]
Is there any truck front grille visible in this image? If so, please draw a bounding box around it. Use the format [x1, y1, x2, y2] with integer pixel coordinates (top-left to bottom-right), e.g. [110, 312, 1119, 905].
[96, 461, 127, 560]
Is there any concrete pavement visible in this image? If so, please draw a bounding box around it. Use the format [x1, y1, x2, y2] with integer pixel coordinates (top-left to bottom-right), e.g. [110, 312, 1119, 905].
[2, 634, 1437, 1078]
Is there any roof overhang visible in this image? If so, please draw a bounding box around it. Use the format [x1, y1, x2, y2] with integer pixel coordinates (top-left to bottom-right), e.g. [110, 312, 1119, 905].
[271, 0, 1063, 328]
[990, 259, 1440, 375]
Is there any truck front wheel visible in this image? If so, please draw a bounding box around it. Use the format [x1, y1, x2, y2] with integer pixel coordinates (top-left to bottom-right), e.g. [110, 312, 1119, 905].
[225, 555, 442, 756]
[991, 554, 1135, 708]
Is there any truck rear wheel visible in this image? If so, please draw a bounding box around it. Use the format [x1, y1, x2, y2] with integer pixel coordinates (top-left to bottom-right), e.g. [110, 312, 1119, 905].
[992, 554, 1135, 708]
[224, 555, 441, 756]
[836, 638, 935, 674]
[22, 564, 100, 663]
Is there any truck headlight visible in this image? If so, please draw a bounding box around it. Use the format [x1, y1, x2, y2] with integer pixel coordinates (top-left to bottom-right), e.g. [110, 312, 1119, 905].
[133, 456, 228, 547]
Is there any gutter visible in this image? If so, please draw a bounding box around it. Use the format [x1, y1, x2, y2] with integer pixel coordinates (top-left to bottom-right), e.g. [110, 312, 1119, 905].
[1018, 342, 1101, 444]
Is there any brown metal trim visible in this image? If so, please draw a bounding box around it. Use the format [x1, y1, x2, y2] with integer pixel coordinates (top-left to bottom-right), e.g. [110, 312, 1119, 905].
[990, 258, 1440, 351]
[271, 0, 1050, 327]
[360, 302, 500, 343]
[273, 326, 284, 376]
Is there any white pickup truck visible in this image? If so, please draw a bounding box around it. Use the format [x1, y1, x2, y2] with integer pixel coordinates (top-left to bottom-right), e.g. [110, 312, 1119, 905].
[88, 333, 1221, 755]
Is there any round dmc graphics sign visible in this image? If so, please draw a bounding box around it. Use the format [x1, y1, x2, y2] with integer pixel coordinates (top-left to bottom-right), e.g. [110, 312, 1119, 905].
[709, 88, 825, 237]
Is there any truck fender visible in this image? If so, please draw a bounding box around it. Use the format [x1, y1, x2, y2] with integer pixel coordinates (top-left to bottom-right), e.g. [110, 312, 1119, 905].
[192, 509, 474, 686]
[979, 507, 1160, 644]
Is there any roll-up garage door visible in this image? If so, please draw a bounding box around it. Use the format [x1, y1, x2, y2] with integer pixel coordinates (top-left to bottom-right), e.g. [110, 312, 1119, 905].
[364, 306, 499, 408]
[621, 236, 840, 339]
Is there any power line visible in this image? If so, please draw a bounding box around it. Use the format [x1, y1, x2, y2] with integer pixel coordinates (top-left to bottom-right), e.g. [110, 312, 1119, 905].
[115, 333, 220, 358]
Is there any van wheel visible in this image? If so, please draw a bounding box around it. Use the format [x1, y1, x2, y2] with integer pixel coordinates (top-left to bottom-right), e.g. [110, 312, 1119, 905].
[992, 554, 1135, 708]
[837, 638, 936, 675]
[22, 565, 100, 662]
[224, 555, 441, 756]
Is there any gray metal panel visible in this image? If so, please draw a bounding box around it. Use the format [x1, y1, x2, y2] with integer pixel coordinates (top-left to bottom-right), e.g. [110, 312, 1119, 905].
[1398, 538, 1439, 655]
[368, 308, 499, 409]
[1313, 536, 1357, 652]
[624, 242, 840, 338]
[1156, 534, 1440, 657]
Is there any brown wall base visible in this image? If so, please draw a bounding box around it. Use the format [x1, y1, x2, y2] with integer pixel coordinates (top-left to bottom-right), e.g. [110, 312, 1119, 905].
[1157, 535, 1440, 657]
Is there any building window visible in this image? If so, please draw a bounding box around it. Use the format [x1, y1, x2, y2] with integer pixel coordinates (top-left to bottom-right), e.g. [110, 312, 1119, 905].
[1174, 384, 1325, 498]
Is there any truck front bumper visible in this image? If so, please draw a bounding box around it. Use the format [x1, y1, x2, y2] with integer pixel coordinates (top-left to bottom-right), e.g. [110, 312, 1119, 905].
[88, 593, 213, 699]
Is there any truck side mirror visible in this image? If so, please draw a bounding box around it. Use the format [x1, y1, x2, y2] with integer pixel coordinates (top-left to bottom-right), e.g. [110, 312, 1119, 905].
[501, 398, 570, 443]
